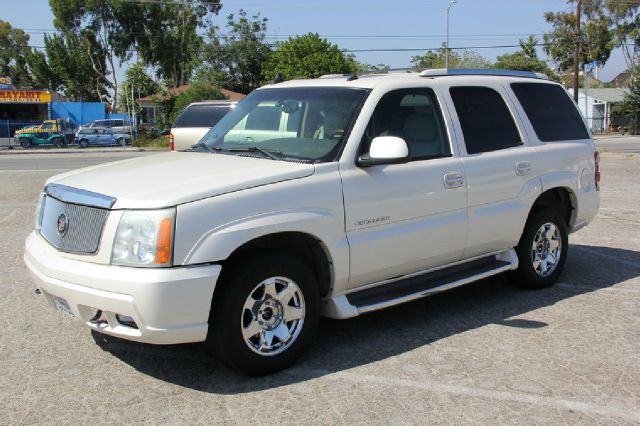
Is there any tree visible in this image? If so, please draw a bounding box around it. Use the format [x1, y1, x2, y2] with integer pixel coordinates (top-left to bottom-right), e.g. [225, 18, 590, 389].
[32, 32, 109, 102]
[197, 9, 271, 94]
[494, 36, 557, 78]
[411, 45, 491, 70]
[48, 0, 222, 108]
[543, 0, 613, 73]
[169, 82, 227, 124]
[120, 62, 160, 120]
[605, 0, 639, 70]
[0, 20, 33, 86]
[262, 33, 359, 82]
[612, 76, 640, 133]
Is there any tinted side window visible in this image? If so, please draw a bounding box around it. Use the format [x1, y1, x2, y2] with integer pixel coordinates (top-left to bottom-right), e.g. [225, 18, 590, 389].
[112, 120, 123, 127]
[245, 106, 281, 131]
[361, 88, 450, 161]
[450, 87, 522, 154]
[511, 83, 589, 142]
[174, 105, 232, 128]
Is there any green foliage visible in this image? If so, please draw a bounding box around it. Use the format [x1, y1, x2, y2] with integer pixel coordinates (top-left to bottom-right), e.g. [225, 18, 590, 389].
[169, 82, 227, 124]
[262, 33, 359, 81]
[32, 32, 109, 102]
[494, 36, 558, 79]
[604, 0, 639, 69]
[612, 76, 640, 133]
[0, 20, 33, 86]
[543, 1, 614, 72]
[197, 9, 271, 94]
[411, 44, 491, 70]
[121, 62, 160, 119]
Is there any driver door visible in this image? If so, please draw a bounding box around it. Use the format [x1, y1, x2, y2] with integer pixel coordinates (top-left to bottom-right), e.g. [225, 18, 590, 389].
[341, 88, 467, 288]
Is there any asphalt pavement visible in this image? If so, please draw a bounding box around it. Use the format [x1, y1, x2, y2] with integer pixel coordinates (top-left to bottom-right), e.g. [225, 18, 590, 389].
[0, 150, 639, 425]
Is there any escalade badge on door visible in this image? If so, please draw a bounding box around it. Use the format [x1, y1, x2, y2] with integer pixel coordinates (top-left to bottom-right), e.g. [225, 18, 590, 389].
[57, 213, 69, 236]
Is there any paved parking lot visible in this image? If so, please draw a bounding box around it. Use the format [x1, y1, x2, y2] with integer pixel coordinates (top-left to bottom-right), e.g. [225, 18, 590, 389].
[1, 150, 639, 425]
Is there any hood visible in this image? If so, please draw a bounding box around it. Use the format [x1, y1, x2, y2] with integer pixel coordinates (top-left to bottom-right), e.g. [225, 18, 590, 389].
[48, 152, 315, 209]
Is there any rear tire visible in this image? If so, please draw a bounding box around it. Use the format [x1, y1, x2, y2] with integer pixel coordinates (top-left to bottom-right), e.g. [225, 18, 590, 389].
[52, 137, 63, 148]
[207, 253, 319, 375]
[510, 208, 568, 289]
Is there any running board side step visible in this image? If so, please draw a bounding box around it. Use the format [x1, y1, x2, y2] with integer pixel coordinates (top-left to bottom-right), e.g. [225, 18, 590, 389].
[346, 256, 513, 315]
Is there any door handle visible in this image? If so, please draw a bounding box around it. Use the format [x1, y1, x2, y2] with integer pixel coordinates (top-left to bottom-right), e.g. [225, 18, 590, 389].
[443, 172, 464, 189]
[515, 161, 532, 176]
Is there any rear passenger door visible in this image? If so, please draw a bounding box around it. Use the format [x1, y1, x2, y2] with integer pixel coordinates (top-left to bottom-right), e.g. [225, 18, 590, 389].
[445, 83, 541, 259]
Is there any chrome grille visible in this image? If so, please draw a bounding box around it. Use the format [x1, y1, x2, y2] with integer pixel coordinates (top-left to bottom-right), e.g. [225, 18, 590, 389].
[39, 195, 110, 254]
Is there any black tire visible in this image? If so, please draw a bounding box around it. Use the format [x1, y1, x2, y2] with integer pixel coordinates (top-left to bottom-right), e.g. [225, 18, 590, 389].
[116, 137, 125, 146]
[207, 253, 319, 375]
[79, 139, 89, 148]
[20, 139, 31, 149]
[52, 137, 63, 148]
[510, 208, 568, 289]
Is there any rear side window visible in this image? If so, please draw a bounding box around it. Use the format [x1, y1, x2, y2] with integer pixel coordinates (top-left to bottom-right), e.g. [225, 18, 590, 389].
[511, 83, 589, 142]
[245, 106, 281, 131]
[174, 105, 232, 128]
[450, 87, 522, 154]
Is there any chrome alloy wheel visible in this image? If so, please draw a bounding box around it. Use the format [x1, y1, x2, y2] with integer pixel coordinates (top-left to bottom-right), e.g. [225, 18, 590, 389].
[241, 276, 306, 356]
[531, 222, 562, 277]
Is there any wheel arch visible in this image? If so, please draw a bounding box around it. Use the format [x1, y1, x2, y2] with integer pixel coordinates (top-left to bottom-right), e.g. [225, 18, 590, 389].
[529, 186, 577, 229]
[216, 231, 334, 299]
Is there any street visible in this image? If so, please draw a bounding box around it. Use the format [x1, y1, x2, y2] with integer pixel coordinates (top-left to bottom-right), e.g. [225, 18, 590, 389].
[0, 148, 639, 425]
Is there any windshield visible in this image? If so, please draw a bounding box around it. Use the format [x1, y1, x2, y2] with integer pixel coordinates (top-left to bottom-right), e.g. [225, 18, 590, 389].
[198, 87, 369, 162]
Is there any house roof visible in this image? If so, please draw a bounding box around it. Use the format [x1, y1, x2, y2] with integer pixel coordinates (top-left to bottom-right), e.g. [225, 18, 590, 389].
[139, 84, 246, 103]
[587, 88, 628, 103]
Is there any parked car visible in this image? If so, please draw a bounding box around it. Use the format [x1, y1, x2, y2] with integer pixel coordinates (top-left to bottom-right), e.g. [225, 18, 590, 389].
[170, 101, 236, 150]
[75, 127, 130, 148]
[25, 69, 600, 375]
[79, 119, 133, 135]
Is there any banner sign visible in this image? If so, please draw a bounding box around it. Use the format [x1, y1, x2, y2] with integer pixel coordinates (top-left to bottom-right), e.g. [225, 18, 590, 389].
[585, 61, 600, 73]
[0, 89, 52, 103]
[0, 76, 13, 89]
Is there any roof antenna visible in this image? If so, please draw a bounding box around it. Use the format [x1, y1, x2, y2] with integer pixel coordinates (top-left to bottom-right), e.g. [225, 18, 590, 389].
[272, 73, 285, 84]
[346, 73, 358, 81]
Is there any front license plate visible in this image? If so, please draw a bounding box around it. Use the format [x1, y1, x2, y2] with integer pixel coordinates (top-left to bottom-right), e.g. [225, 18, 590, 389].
[52, 296, 74, 318]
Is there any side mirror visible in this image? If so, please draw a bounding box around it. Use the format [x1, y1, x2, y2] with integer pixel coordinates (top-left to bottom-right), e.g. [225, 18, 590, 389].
[357, 136, 410, 167]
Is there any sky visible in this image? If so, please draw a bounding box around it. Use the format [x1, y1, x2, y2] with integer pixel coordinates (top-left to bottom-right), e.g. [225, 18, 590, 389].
[2, 0, 629, 85]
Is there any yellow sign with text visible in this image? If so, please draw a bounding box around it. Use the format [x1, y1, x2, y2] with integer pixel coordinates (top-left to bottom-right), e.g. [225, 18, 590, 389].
[0, 89, 52, 103]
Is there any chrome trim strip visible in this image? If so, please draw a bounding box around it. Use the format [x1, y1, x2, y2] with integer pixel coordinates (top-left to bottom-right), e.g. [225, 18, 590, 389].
[45, 184, 116, 209]
[356, 263, 513, 315]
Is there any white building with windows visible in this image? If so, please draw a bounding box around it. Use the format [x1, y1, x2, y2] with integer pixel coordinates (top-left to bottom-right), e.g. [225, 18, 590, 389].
[568, 88, 627, 133]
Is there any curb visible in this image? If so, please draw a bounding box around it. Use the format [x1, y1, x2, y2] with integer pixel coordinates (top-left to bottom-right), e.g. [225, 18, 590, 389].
[0, 147, 165, 155]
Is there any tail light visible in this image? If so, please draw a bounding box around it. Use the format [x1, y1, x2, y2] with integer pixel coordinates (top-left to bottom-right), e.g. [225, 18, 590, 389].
[169, 132, 174, 151]
[594, 151, 600, 191]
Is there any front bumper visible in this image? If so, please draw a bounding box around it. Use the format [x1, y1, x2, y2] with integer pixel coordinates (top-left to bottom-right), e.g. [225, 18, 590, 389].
[24, 231, 221, 344]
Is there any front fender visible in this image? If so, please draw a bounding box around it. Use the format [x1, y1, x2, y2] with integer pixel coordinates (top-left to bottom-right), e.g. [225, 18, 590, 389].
[182, 208, 339, 265]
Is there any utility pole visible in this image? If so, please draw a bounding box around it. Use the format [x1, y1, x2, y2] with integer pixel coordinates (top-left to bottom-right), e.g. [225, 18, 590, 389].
[573, 0, 581, 103]
[445, 0, 457, 70]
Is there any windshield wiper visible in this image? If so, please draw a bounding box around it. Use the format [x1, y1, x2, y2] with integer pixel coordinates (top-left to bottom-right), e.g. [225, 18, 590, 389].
[190, 143, 221, 153]
[227, 146, 282, 161]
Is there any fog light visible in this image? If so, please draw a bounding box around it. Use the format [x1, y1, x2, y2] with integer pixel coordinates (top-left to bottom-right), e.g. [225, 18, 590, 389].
[116, 314, 138, 329]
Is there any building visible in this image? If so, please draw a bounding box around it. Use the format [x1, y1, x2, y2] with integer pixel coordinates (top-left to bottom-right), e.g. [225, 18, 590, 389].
[139, 85, 246, 126]
[568, 88, 628, 133]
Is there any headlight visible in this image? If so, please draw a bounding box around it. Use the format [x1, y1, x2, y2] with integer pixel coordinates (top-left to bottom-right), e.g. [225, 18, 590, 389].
[111, 208, 176, 267]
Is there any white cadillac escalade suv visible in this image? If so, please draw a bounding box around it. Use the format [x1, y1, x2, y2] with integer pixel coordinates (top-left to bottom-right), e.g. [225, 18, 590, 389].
[24, 69, 600, 375]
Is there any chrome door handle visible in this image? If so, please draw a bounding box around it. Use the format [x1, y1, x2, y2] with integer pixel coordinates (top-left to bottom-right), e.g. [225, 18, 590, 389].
[515, 161, 532, 176]
[443, 172, 464, 189]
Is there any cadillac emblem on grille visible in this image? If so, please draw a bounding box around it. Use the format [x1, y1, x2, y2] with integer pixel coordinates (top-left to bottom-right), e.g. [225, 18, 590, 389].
[56, 213, 69, 237]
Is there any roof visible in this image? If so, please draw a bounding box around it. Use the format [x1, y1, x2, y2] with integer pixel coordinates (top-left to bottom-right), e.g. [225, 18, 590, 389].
[262, 71, 563, 91]
[570, 88, 628, 103]
[139, 84, 246, 103]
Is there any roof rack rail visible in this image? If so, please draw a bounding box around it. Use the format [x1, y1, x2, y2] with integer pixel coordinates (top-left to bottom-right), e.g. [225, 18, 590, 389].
[419, 68, 549, 80]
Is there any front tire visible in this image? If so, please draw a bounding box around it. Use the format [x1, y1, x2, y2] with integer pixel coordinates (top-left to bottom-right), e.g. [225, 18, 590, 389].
[20, 138, 31, 149]
[510, 208, 568, 289]
[207, 253, 319, 375]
